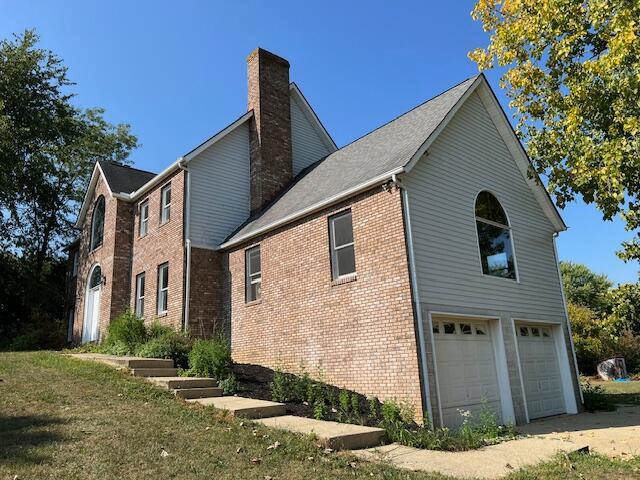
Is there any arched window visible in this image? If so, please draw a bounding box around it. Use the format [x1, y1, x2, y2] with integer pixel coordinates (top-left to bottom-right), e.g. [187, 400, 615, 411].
[90, 196, 105, 251]
[475, 191, 516, 279]
[89, 265, 102, 288]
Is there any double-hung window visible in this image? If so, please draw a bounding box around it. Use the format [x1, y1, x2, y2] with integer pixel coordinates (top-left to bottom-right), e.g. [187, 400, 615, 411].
[160, 184, 171, 224]
[139, 200, 149, 237]
[135, 272, 145, 317]
[329, 210, 356, 280]
[157, 263, 169, 314]
[245, 246, 261, 303]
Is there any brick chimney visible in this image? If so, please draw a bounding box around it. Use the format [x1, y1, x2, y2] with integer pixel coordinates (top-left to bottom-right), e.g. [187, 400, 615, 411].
[247, 48, 293, 214]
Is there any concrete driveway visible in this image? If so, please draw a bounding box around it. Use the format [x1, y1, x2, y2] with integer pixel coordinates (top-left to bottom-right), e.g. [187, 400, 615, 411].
[519, 404, 640, 459]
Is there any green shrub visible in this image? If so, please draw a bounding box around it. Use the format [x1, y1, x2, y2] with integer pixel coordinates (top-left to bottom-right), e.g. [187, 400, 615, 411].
[270, 369, 290, 402]
[582, 380, 616, 412]
[367, 397, 380, 420]
[218, 373, 239, 395]
[187, 336, 232, 379]
[102, 339, 131, 356]
[147, 321, 173, 340]
[313, 398, 328, 420]
[104, 311, 147, 353]
[135, 332, 191, 369]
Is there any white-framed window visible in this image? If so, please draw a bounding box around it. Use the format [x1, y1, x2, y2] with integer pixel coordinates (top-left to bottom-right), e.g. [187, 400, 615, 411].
[475, 191, 516, 280]
[139, 200, 149, 237]
[245, 246, 261, 303]
[67, 306, 75, 342]
[157, 263, 169, 314]
[160, 183, 171, 224]
[90, 196, 105, 251]
[329, 210, 356, 280]
[135, 272, 145, 317]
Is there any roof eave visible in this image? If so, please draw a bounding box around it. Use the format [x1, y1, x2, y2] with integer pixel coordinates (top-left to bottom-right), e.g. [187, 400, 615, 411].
[218, 166, 405, 250]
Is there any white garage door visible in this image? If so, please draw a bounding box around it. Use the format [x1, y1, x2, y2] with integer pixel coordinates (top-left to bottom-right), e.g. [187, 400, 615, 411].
[433, 317, 502, 428]
[516, 324, 565, 419]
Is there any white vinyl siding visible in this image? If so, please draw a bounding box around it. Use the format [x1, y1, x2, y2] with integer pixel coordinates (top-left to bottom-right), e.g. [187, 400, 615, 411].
[291, 93, 335, 176]
[404, 91, 565, 320]
[188, 122, 250, 248]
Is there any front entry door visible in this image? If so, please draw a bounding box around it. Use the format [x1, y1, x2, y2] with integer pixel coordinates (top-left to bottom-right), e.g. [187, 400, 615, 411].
[82, 266, 102, 343]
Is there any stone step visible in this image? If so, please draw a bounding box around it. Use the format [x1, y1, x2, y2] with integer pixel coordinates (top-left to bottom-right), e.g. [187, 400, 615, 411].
[173, 387, 223, 399]
[147, 377, 218, 389]
[255, 415, 385, 450]
[130, 368, 179, 377]
[187, 396, 286, 419]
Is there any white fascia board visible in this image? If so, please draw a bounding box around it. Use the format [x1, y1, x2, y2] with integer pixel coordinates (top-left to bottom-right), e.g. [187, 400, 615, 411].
[219, 167, 404, 249]
[289, 83, 338, 151]
[75, 162, 112, 227]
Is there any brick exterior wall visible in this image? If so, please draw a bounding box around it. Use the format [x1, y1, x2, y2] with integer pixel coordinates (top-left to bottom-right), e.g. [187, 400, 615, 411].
[129, 169, 185, 330]
[247, 48, 293, 214]
[227, 186, 425, 418]
[187, 247, 226, 338]
[73, 175, 131, 342]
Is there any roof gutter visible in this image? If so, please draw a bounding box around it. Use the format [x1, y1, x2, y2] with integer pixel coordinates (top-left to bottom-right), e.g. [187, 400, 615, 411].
[219, 166, 406, 250]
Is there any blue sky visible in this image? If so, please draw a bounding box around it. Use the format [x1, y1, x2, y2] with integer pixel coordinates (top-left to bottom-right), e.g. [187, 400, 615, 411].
[2, 0, 637, 283]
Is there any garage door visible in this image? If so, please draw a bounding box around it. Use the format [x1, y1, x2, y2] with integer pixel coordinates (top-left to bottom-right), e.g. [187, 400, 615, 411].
[433, 317, 502, 428]
[516, 324, 565, 419]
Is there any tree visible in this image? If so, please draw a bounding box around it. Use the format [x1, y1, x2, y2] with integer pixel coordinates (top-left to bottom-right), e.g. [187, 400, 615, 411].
[607, 282, 640, 335]
[470, 0, 640, 264]
[0, 30, 138, 273]
[560, 261, 612, 313]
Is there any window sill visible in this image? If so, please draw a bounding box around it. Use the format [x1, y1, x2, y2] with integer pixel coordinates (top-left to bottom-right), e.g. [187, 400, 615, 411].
[331, 274, 357, 286]
[156, 312, 168, 318]
[245, 299, 262, 307]
[159, 219, 170, 228]
[90, 244, 103, 254]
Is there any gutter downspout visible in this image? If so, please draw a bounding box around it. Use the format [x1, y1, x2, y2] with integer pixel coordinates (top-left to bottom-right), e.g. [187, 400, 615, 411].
[400, 183, 434, 425]
[553, 232, 584, 404]
[179, 158, 192, 334]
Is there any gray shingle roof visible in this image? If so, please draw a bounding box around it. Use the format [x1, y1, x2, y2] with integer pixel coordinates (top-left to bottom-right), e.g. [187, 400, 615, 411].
[98, 161, 156, 194]
[224, 75, 479, 246]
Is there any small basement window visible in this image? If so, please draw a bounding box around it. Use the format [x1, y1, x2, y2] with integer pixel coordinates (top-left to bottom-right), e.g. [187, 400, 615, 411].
[245, 245, 261, 303]
[329, 210, 356, 280]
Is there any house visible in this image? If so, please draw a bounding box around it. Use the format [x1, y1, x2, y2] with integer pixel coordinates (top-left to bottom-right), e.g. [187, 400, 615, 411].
[66, 48, 582, 427]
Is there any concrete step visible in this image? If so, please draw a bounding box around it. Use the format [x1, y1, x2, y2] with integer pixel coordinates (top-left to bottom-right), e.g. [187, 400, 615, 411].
[130, 368, 179, 377]
[173, 387, 223, 399]
[187, 396, 286, 419]
[255, 415, 385, 450]
[147, 376, 218, 389]
[67, 353, 174, 369]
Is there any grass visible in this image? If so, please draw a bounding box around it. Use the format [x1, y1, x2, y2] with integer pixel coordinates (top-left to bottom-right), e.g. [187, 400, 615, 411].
[590, 379, 640, 406]
[1, 352, 639, 480]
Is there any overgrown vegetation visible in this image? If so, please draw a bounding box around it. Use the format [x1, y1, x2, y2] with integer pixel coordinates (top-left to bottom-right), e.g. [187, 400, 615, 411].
[270, 367, 516, 451]
[186, 337, 237, 394]
[581, 380, 617, 412]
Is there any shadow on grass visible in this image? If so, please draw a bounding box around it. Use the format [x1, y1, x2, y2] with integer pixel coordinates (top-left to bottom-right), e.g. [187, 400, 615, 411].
[0, 414, 69, 465]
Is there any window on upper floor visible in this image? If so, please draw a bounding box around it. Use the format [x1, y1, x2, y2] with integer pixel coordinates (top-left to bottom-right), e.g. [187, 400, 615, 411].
[329, 210, 356, 280]
[245, 245, 261, 303]
[71, 250, 78, 277]
[90, 196, 105, 251]
[135, 272, 145, 317]
[139, 200, 149, 237]
[157, 263, 169, 314]
[475, 191, 516, 280]
[160, 183, 171, 224]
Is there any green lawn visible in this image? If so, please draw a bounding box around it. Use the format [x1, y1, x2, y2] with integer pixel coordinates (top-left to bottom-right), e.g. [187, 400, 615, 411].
[590, 379, 640, 405]
[1, 352, 639, 480]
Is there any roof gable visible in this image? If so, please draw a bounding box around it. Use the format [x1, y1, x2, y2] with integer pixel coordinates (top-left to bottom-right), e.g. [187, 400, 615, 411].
[221, 74, 565, 248]
[98, 161, 156, 194]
